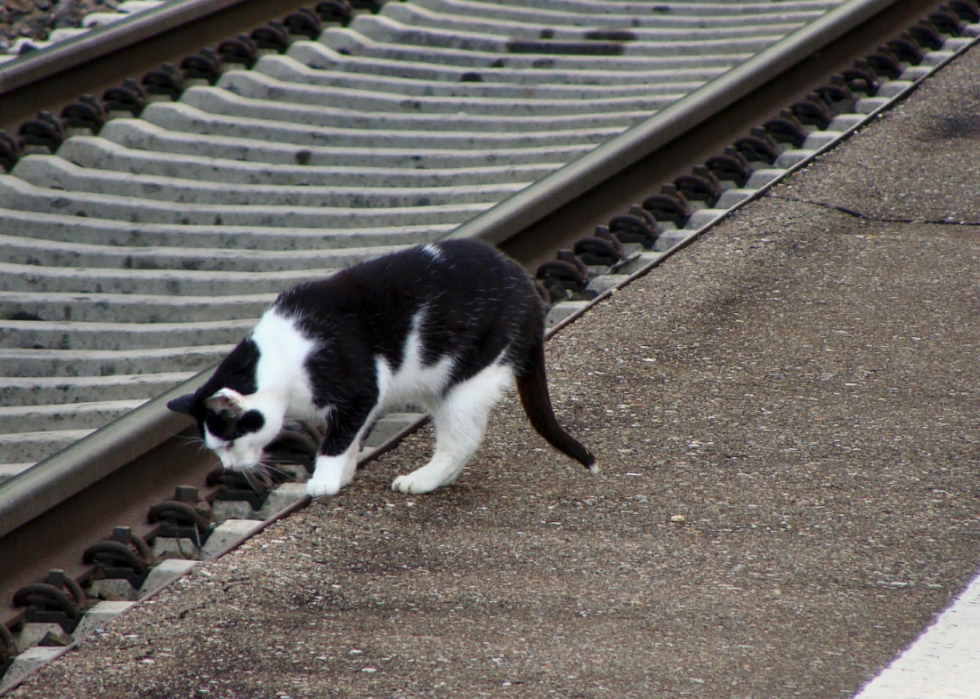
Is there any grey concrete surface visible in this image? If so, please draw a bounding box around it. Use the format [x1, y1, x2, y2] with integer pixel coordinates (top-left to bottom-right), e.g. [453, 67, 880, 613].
[0, 260, 342, 296]
[254, 53, 701, 100]
[786, 48, 980, 226]
[8, 42, 980, 699]
[319, 27, 752, 69]
[0, 289, 274, 324]
[382, 1, 810, 42]
[0, 207, 453, 249]
[350, 13, 782, 57]
[286, 40, 731, 85]
[0, 318, 255, 351]
[12, 156, 522, 209]
[0, 175, 490, 228]
[0, 429, 92, 465]
[99, 118, 592, 169]
[217, 70, 676, 118]
[0, 372, 193, 406]
[409, 0, 831, 24]
[0, 233, 391, 273]
[200, 78, 658, 125]
[0, 400, 146, 432]
[0, 343, 230, 378]
[56, 138, 559, 187]
[138, 102, 620, 150]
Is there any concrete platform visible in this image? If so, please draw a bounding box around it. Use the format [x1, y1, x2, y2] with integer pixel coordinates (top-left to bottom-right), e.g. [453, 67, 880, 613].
[8, 38, 980, 699]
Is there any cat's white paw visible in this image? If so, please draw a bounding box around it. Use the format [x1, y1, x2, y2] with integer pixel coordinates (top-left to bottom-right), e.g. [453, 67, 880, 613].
[391, 471, 441, 494]
[306, 476, 343, 498]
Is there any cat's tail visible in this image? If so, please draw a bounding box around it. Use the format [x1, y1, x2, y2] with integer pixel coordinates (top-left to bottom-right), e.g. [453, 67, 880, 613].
[516, 337, 597, 473]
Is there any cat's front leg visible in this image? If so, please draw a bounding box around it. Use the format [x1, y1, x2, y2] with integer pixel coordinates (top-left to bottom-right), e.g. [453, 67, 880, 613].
[306, 400, 375, 497]
[307, 447, 358, 497]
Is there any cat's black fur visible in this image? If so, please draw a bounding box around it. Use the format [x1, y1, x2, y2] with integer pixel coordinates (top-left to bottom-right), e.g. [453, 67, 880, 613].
[169, 240, 594, 495]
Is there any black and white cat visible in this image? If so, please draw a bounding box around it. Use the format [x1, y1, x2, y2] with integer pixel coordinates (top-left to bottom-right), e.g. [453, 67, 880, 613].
[167, 240, 595, 497]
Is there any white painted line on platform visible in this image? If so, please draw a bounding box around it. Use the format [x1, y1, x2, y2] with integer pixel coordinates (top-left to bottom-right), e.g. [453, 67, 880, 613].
[854, 570, 980, 699]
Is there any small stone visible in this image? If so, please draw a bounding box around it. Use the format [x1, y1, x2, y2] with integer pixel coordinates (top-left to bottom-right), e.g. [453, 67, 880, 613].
[15, 623, 68, 653]
[38, 628, 71, 647]
[210, 499, 255, 522]
[670, 514, 686, 523]
[88, 577, 139, 601]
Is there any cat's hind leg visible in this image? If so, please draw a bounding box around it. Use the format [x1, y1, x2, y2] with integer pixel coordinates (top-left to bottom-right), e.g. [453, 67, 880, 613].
[392, 363, 513, 494]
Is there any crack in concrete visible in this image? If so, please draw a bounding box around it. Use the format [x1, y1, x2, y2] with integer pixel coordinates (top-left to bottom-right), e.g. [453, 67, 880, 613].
[769, 194, 980, 227]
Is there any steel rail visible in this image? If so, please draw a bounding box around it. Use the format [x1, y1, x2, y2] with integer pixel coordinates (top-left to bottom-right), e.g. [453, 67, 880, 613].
[454, 0, 944, 267]
[0, 0, 317, 131]
[0, 0, 938, 543]
[447, 0, 900, 248]
[0, 0, 250, 96]
[0, 376, 205, 539]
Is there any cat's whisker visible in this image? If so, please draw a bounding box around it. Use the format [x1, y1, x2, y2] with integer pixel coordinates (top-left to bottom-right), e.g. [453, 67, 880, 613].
[250, 466, 274, 490]
[258, 462, 290, 481]
[175, 437, 214, 459]
[239, 468, 265, 494]
[244, 459, 290, 490]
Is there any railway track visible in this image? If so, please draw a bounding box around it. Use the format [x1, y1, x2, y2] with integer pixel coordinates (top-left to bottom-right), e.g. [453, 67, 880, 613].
[0, 0, 837, 475]
[0, 0, 977, 688]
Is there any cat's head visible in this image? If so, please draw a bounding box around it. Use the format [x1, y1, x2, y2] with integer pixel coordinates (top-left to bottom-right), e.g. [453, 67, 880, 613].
[167, 387, 283, 471]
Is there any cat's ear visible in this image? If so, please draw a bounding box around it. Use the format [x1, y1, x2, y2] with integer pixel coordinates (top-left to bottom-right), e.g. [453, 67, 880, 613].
[204, 392, 243, 418]
[167, 393, 198, 415]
